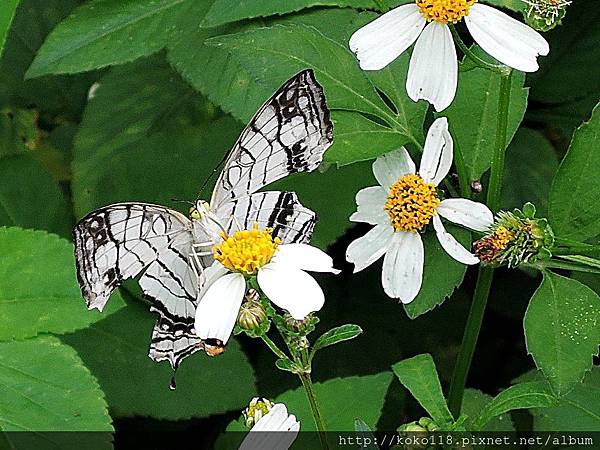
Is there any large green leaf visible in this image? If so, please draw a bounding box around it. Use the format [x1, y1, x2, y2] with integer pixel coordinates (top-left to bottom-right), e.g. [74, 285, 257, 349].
[0, 227, 124, 341]
[203, 0, 377, 27]
[404, 225, 469, 319]
[529, 368, 600, 431]
[472, 382, 556, 430]
[501, 128, 558, 217]
[0, 0, 19, 59]
[0, 335, 112, 441]
[524, 271, 600, 396]
[0, 0, 93, 119]
[216, 373, 392, 448]
[441, 66, 527, 182]
[71, 57, 240, 218]
[0, 155, 74, 237]
[461, 389, 514, 432]
[62, 295, 256, 419]
[26, 0, 202, 77]
[392, 354, 454, 426]
[549, 103, 600, 241]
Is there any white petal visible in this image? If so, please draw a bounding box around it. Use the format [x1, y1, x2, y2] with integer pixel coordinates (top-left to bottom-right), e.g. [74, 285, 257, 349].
[437, 198, 494, 232]
[372, 147, 416, 189]
[240, 404, 300, 450]
[194, 272, 245, 344]
[271, 244, 340, 274]
[407, 22, 458, 112]
[257, 264, 324, 320]
[349, 4, 426, 70]
[419, 117, 453, 186]
[346, 223, 395, 273]
[466, 4, 549, 73]
[433, 215, 479, 265]
[382, 231, 424, 304]
[199, 260, 229, 295]
[350, 186, 389, 225]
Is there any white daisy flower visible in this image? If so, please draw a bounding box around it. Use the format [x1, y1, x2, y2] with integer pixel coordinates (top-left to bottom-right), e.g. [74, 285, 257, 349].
[346, 117, 493, 303]
[349, 0, 549, 111]
[195, 224, 339, 345]
[239, 401, 300, 450]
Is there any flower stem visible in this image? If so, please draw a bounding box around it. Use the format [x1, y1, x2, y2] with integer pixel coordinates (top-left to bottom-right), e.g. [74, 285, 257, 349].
[447, 70, 512, 418]
[447, 266, 494, 417]
[449, 25, 509, 75]
[298, 372, 330, 450]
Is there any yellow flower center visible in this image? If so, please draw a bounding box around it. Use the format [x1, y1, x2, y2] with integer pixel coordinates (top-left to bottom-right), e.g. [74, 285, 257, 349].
[416, 0, 477, 24]
[385, 174, 440, 232]
[213, 224, 280, 275]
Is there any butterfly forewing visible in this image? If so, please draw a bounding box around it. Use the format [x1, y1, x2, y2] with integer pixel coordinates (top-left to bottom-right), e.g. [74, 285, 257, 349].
[210, 69, 333, 209]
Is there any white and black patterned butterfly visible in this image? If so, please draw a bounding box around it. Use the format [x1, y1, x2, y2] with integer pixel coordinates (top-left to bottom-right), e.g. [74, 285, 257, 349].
[74, 70, 333, 371]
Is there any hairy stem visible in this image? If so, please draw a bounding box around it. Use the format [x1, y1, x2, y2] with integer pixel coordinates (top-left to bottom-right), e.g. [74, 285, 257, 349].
[447, 70, 512, 418]
[299, 372, 330, 450]
[260, 334, 290, 361]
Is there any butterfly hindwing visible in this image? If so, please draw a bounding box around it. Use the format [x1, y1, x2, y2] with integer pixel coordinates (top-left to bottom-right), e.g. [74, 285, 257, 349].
[210, 69, 333, 209]
[215, 191, 316, 244]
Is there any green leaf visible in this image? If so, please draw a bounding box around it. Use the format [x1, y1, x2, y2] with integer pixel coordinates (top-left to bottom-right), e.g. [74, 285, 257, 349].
[392, 354, 454, 426]
[72, 57, 240, 218]
[529, 368, 600, 431]
[549, 103, 600, 241]
[0, 227, 124, 341]
[0, 155, 74, 238]
[472, 382, 556, 430]
[0, 335, 113, 438]
[461, 389, 514, 432]
[481, 0, 525, 12]
[501, 128, 559, 217]
[203, 0, 377, 27]
[312, 324, 363, 353]
[524, 271, 600, 396]
[275, 358, 297, 373]
[441, 66, 527, 181]
[26, 0, 201, 77]
[62, 295, 256, 419]
[0, 0, 19, 59]
[354, 418, 378, 450]
[403, 225, 469, 319]
[216, 373, 393, 449]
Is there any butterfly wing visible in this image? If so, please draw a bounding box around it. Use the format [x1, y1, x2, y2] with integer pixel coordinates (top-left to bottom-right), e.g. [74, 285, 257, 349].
[74, 203, 204, 369]
[215, 191, 316, 244]
[209, 69, 333, 209]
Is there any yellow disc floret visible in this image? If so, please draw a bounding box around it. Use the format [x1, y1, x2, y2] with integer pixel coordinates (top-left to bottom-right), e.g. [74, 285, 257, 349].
[385, 174, 440, 232]
[213, 223, 280, 275]
[416, 0, 477, 24]
[491, 225, 513, 251]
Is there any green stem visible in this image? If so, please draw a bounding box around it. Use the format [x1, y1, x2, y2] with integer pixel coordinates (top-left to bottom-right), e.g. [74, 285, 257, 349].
[299, 372, 330, 450]
[532, 259, 600, 274]
[449, 25, 509, 74]
[260, 334, 289, 361]
[453, 139, 472, 199]
[447, 70, 512, 418]
[447, 267, 494, 417]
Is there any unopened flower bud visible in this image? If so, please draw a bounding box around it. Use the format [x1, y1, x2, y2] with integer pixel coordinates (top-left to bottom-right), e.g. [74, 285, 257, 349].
[284, 312, 311, 332]
[474, 204, 554, 268]
[238, 290, 266, 331]
[523, 0, 570, 31]
[243, 397, 274, 428]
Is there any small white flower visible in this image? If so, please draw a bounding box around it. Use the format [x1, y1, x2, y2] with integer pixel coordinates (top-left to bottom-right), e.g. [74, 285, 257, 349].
[346, 117, 493, 304]
[239, 403, 300, 450]
[349, 0, 549, 111]
[195, 224, 339, 344]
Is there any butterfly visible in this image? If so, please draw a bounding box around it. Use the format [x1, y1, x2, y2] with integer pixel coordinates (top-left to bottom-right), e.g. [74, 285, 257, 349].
[73, 70, 333, 371]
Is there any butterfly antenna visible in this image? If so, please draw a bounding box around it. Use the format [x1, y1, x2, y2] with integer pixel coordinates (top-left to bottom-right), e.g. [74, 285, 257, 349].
[197, 150, 231, 198]
[171, 198, 194, 206]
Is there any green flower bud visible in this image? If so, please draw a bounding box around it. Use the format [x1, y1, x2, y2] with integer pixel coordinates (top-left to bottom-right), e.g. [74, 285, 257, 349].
[237, 290, 266, 331]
